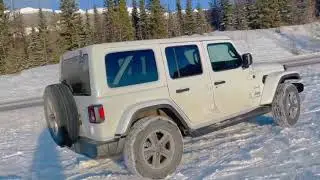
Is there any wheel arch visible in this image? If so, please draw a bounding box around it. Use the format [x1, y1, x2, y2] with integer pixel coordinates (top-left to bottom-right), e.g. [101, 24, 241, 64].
[260, 71, 303, 105]
[115, 99, 191, 137]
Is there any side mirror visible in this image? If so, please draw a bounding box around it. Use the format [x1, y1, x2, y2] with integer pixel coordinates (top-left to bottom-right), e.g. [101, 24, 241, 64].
[242, 53, 253, 68]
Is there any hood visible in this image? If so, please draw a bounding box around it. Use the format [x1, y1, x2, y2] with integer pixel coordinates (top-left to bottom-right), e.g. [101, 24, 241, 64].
[253, 62, 285, 75]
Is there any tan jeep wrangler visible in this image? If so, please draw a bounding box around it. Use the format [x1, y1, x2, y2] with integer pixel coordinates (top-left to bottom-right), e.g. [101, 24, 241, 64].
[43, 36, 304, 179]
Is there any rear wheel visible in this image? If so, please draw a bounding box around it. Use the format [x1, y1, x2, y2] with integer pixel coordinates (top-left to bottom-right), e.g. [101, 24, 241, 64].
[272, 83, 301, 127]
[124, 116, 183, 179]
[43, 84, 79, 147]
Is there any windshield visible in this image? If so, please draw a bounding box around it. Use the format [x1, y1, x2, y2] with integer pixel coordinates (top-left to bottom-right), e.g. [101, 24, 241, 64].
[61, 54, 91, 96]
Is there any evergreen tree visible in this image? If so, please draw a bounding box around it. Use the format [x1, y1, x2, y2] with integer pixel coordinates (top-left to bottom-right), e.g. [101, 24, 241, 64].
[278, 0, 293, 25]
[117, 0, 134, 41]
[167, 4, 180, 38]
[48, 11, 62, 64]
[132, 0, 140, 39]
[195, 2, 211, 34]
[9, 12, 29, 72]
[234, 2, 249, 30]
[59, 0, 79, 51]
[306, 0, 317, 22]
[139, 0, 150, 39]
[221, 0, 235, 30]
[84, 9, 93, 45]
[0, 0, 9, 73]
[149, 0, 167, 38]
[255, 0, 280, 28]
[93, 5, 102, 43]
[103, 0, 118, 42]
[293, 0, 307, 24]
[167, 10, 175, 37]
[28, 27, 44, 67]
[316, 0, 320, 17]
[255, 0, 272, 28]
[247, 1, 260, 29]
[209, 0, 222, 30]
[184, 0, 195, 35]
[176, 0, 184, 36]
[270, 0, 281, 27]
[74, 12, 86, 47]
[38, 8, 49, 64]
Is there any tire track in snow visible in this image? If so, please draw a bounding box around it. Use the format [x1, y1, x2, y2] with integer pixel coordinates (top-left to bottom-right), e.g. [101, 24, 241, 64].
[0, 98, 43, 112]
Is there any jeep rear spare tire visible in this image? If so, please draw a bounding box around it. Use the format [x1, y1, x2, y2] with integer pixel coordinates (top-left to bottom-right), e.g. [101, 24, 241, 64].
[272, 83, 301, 127]
[43, 83, 79, 147]
[124, 116, 183, 179]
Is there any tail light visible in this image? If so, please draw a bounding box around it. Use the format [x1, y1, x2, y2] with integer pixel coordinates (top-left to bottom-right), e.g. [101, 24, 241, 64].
[88, 105, 105, 124]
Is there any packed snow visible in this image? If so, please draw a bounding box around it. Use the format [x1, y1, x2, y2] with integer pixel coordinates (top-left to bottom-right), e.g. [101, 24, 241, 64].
[0, 63, 320, 179]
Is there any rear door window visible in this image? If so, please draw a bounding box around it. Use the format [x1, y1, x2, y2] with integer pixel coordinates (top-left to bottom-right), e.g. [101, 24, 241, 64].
[61, 54, 91, 96]
[105, 49, 158, 88]
[165, 45, 202, 79]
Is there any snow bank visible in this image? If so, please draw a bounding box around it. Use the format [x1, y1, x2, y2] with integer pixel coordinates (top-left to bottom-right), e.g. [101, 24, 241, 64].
[0, 64, 59, 103]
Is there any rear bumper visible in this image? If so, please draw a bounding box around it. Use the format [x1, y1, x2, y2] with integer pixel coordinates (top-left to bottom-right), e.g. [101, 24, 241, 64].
[70, 137, 125, 159]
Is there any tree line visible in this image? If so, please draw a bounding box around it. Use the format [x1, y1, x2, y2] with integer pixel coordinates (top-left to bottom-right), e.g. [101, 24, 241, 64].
[0, 0, 318, 74]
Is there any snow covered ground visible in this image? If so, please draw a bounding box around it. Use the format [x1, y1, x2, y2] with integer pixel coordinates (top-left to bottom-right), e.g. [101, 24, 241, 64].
[0, 64, 320, 180]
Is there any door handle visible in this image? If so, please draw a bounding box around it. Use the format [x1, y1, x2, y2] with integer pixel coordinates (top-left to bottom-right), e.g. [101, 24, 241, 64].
[214, 81, 226, 85]
[176, 88, 190, 94]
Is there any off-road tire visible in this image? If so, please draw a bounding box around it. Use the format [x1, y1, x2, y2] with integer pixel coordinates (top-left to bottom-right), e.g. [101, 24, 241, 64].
[272, 83, 301, 127]
[43, 83, 79, 147]
[124, 116, 183, 179]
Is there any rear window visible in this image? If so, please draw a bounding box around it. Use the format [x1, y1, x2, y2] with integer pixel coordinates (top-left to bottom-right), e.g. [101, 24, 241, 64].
[105, 49, 158, 88]
[61, 54, 91, 96]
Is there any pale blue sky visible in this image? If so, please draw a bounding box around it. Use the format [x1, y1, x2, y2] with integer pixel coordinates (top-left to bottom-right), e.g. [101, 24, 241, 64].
[4, 0, 212, 10]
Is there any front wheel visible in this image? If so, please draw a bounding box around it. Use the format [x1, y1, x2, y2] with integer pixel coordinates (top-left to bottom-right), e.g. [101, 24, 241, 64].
[272, 83, 301, 127]
[124, 116, 183, 179]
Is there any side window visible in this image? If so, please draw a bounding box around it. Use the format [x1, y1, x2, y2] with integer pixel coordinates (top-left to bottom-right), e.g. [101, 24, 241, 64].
[165, 45, 202, 79]
[207, 43, 243, 72]
[105, 49, 158, 88]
